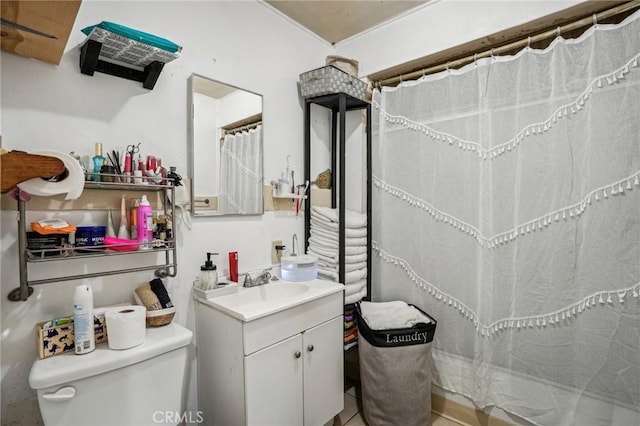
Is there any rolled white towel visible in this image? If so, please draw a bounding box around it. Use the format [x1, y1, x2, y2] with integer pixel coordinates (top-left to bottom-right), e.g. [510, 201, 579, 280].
[309, 249, 367, 265]
[317, 260, 366, 273]
[309, 233, 368, 247]
[318, 267, 367, 284]
[311, 219, 367, 237]
[308, 244, 366, 258]
[345, 286, 367, 305]
[359, 301, 432, 330]
[311, 206, 367, 228]
[345, 279, 367, 296]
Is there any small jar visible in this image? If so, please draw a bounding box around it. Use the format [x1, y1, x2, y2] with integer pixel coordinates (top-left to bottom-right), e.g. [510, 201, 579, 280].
[100, 165, 116, 182]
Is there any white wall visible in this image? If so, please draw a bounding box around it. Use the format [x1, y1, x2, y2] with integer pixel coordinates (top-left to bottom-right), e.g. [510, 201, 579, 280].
[336, 0, 583, 77]
[0, 1, 331, 424]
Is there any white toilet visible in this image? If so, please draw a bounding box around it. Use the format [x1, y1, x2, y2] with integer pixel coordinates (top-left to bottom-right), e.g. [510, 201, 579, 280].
[29, 322, 193, 426]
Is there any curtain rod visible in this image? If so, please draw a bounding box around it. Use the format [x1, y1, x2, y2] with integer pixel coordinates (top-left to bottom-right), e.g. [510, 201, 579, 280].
[223, 121, 262, 135]
[374, 0, 640, 88]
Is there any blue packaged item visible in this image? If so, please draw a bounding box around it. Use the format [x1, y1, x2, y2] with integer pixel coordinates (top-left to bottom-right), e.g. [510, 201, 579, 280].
[75, 226, 106, 252]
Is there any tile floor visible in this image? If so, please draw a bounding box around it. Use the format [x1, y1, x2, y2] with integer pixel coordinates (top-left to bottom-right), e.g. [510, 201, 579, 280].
[335, 382, 463, 426]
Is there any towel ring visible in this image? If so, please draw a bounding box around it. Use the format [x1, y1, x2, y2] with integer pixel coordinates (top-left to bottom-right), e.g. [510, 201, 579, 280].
[593, 13, 598, 26]
[556, 26, 562, 38]
[527, 36, 531, 49]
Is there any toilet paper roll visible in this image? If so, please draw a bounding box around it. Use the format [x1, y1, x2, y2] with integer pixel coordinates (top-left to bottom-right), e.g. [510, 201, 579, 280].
[17, 150, 85, 200]
[105, 305, 146, 350]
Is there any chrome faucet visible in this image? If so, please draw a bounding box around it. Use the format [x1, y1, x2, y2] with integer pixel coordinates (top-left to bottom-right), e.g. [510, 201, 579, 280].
[241, 268, 273, 287]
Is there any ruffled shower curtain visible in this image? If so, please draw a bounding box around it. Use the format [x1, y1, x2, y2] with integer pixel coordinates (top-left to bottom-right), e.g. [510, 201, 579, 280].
[218, 125, 263, 214]
[372, 12, 639, 426]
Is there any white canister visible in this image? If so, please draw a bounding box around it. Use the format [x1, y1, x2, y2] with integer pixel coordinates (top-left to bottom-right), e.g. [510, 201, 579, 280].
[281, 255, 318, 282]
[105, 305, 146, 350]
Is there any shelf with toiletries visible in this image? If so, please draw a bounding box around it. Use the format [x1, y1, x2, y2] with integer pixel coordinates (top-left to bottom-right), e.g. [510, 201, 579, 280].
[9, 178, 178, 302]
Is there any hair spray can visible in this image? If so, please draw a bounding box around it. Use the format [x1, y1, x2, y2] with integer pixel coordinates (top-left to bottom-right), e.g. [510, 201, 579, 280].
[73, 284, 95, 355]
[137, 195, 153, 250]
[229, 251, 238, 282]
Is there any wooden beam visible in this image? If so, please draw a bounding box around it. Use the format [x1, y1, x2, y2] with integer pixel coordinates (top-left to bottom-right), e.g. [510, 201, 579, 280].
[1, 151, 65, 193]
[1, 0, 81, 65]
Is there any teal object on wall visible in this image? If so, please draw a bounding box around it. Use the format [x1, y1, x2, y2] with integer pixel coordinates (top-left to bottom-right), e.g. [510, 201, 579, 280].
[81, 21, 181, 53]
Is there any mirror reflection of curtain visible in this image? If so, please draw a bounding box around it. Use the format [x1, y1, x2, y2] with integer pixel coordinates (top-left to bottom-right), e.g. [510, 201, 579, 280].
[219, 125, 263, 214]
[372, 11, 640, 426]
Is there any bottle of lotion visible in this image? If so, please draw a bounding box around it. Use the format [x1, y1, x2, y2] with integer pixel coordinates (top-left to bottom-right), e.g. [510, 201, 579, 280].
[91, 142, 105, 182]
[73, 284, 95, 355]
[199, 252, 219, 290]
[137, 195, 153, 250]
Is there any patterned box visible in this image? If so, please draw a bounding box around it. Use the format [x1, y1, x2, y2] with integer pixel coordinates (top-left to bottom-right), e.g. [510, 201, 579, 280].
[299, 65, 367, 100]
[36, 315, 108, 359]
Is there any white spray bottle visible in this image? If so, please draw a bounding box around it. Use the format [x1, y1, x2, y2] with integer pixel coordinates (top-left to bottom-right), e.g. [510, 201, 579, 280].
[73, 284, 95, 354]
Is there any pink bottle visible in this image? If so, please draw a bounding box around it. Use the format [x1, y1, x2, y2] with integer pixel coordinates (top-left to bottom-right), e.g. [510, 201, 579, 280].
[137, 195, 153, 250]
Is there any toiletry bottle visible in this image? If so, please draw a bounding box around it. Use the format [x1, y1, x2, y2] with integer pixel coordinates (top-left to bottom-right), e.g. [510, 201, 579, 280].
[106, 209, 116, 237]
[229, 251, 238, 283]
[278, 172, 290, 195]
[137, 195, 153, 250]
[73, 284, 95, 355]
[199, 252, 218, 290]
[157, 158, 167, 185]
[117, 195, 130, 239]
[130, 199, 139, 240]
[92, 143, 106, 182]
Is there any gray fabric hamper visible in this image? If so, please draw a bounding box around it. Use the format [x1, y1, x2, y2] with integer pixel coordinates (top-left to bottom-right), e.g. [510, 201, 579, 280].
[356, 303, 437, 426]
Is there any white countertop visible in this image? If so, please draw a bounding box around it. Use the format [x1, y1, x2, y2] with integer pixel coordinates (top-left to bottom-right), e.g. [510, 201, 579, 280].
[193, 278, 344, 322]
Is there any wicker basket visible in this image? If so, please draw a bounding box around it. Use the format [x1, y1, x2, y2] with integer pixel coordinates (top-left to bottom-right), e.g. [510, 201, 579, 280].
[133, 291, 176, 327]
[314, 169, 332, 189]
[145, 307, 176, 327]
[299, 65, 367, 100]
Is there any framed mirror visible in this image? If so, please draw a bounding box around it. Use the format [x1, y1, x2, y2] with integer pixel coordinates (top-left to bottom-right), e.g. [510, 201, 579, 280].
[187, 74, 264, 216]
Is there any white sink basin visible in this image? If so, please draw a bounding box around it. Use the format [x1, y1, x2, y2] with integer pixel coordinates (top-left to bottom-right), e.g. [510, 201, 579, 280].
[225, 282, 309, 306]
[194, 279, 344, 322]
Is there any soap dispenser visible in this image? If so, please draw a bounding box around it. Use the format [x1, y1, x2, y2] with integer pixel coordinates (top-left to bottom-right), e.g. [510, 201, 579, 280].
[199, 252, 219, 290]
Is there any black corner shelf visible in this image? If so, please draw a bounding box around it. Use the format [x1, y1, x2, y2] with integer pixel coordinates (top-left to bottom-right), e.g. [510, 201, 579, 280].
[79, 39, 165, 90]
[303, 92, 372, 302]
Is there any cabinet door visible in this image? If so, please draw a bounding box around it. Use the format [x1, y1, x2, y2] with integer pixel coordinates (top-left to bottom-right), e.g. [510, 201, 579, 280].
[245, 333, 303, 426]
[303, 316, 344, 426]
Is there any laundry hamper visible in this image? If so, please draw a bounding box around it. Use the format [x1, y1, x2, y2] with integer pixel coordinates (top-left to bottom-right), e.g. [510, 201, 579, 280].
[356, 302, 437, 426]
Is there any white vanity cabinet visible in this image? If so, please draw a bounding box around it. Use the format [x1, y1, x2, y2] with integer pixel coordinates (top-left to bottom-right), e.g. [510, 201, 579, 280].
[195, 281, 343, 426]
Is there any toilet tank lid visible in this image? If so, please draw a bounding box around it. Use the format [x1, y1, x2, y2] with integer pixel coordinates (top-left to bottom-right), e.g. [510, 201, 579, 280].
[29, 322, 193, 390]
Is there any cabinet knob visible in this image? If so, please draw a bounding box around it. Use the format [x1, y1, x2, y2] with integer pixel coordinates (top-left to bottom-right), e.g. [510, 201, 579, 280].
[307, 345, 314, 352]
[294, 351, 302, 359]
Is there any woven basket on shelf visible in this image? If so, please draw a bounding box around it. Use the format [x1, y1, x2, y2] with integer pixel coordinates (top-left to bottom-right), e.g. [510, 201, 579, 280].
[314, 169, 332, 189]
[145, 308, 175, 327]
[133, 291, 176, 327]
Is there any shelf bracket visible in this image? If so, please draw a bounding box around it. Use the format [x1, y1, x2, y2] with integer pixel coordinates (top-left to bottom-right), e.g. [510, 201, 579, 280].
[79, 39, 165, 90]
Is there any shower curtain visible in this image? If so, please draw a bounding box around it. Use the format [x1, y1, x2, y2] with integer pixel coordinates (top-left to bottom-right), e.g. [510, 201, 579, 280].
[372, 12, 639, 426]
[218, 125, 263, 214]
